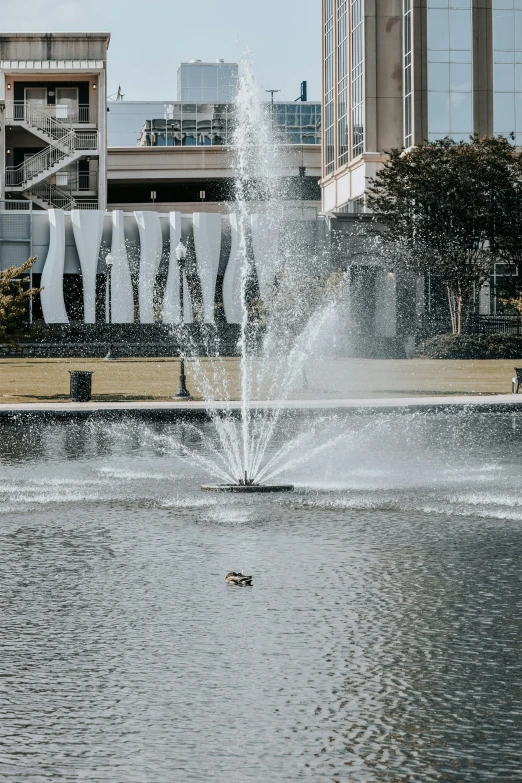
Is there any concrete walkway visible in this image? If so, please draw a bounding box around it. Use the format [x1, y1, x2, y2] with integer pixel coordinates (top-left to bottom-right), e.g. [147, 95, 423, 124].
[1, 394, 522, 420]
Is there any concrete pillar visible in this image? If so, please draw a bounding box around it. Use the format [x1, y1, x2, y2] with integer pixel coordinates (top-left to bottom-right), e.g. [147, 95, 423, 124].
[413, 0, 429, 145]
[479, 281, 491, 314]
[97, 69, 107, 211]
[0, 69, 6, 201]
[374, 268, 397, 336]
[474, 0, 493, 137]
[365, 0, 403, 153]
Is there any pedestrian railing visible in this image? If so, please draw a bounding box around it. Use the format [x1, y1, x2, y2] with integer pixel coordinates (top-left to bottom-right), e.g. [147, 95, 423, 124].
[466, 314, 522, 335]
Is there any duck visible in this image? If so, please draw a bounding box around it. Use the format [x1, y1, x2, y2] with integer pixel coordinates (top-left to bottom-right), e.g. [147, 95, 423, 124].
[225, 571, 253, 586]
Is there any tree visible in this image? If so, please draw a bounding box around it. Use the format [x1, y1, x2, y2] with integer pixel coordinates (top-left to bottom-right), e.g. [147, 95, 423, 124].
[0, 257, 42, 344]
[366, 136, 519, 334]
[485, 137, 522, 272]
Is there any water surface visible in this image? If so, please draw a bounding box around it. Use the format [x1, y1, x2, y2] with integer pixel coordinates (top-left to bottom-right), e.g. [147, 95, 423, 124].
[1, 412, 521, 782]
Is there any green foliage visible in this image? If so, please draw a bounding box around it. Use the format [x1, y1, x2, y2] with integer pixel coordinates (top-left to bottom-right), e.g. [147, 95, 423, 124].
[367, 135, 522, 334]
[0, 257, 42, 345]
[417, 332, 522, 359]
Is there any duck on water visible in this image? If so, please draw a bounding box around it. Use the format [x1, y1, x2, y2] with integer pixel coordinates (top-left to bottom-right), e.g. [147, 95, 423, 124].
[225, 572, 253, 586]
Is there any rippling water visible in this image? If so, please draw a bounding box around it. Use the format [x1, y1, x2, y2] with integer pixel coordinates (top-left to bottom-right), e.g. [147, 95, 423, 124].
[1, 412, 522, 782]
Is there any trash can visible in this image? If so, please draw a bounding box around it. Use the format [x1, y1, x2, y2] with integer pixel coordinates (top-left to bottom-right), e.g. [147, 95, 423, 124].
[69, 370, 94, 402]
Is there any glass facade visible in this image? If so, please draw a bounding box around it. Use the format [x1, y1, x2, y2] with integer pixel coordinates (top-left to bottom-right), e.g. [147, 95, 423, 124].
[135, 102, 321, 148]
[177, 62, 238, 103]
[493, 0, 522, 145]
[324, 0, 336, 174]
[337, 0, 349, 166]
[107, 102, 167, 146]
[271, 103, 322, 145]
[404, 0, 413, 147]
[351, 0, 364, 157]
[427, 0, 473, 142]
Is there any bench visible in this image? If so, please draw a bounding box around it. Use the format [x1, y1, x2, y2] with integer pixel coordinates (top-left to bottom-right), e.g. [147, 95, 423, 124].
[512, 368, 522, 393]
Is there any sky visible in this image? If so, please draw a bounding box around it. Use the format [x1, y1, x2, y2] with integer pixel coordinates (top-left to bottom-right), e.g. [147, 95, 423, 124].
[1, 0, 321, 102]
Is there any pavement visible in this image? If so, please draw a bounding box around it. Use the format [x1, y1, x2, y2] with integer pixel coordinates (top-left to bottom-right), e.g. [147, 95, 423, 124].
[1, 394, 522, 420]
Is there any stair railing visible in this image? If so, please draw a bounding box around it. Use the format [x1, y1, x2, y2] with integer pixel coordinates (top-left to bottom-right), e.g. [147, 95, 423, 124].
[24, 102, 74, 143]
[5, 131, 98, 188]
[29, 182, 76, 211]
[5, 131, 76, 187]
[6, 100, 96, 128]
[28, 182, 99, 210]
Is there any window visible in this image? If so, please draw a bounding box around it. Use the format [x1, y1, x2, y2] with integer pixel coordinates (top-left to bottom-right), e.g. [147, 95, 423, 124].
[337, 0, 349, 166]
[351, 0, 364, 157]
[324, 0, 336, 174]
[427, 0, 473, 142]
[56, 88, 78, 121]
[493, 0, 522, 146]
[139, 103, 321, 148]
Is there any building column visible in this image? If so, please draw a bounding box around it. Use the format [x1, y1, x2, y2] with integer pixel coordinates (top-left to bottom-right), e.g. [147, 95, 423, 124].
[97, 69, 107, 211]
[374, 268, 397, 336]
[413, 0, 428, 145]
[479, 281, 491, 314]
[0, 70, 6, 202]
[474, 0, 493, 137]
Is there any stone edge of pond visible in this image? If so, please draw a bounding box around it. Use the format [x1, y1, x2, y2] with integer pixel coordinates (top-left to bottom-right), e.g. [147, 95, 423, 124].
[0, 396, 522, 423]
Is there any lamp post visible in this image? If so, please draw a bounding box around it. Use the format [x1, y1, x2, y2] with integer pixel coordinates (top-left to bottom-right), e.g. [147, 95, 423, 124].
[104, 253, 114, 361]
[265, 88, 280, 131]
[174, 240, 191, 400]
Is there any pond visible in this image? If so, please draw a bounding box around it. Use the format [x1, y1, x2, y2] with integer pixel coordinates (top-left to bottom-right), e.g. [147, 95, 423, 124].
[1, 411, 521, 781]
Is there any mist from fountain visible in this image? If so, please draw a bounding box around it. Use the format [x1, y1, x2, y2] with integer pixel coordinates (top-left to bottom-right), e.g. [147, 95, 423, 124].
[177, 55, 348, 488]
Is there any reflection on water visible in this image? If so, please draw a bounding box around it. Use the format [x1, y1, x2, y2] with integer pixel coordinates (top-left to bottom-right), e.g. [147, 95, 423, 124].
[1, 413, 522, 782]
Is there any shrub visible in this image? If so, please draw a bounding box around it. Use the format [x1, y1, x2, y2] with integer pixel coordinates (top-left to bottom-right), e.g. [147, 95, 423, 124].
[0, 257, 41, 345]
[416, 333, 522, 359]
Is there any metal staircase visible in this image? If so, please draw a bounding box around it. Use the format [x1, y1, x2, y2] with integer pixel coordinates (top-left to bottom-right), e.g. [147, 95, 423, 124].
[5, 101, 98, 209]
[7, 101, 76, 145]
[28, 182, 98, 211]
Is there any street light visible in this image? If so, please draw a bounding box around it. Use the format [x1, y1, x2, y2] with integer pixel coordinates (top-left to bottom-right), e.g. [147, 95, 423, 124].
[104, 253, 114, 361]
[266, 89, 280, 131]
[174, 240, 191, 400]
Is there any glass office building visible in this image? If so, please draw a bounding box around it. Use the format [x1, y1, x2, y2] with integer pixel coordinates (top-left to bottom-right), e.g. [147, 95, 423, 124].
[108, 101, 168, 146]
[108, 101, 321, 147]
[493, 0, 522, 145]
[177, 61, 238, 103]
[321, 0, 522, 213]
[321, 1, 404, 213]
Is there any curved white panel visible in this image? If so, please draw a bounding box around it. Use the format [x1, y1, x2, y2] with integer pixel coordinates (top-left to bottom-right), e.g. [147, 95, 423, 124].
[71, 209, 104, 323]
[40, 209, 68, 324]
[222, 214, 242, 324]
[110, 210, 134, 323]
[163, 212, 181, 323]
[135, 211, 162, 323]
[163, 212, 194, 323]
[193, 212, 221, 323]
[250, 214, 280, 302]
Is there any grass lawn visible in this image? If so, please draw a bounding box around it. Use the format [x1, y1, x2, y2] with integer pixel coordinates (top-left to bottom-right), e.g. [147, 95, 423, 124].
[0, 357, 520, 403]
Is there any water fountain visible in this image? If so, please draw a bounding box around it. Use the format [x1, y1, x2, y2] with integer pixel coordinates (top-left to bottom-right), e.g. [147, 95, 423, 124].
[178, 56, 343, 493]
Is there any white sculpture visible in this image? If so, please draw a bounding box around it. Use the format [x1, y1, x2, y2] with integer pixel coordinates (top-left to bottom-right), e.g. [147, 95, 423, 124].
[135, 211, 162, 323]
[110, 210, 134, 323]
[222, 213, 243, 324]
[193, 212, 221, 323]
[250, 214, 279, 302]
[163, 212, 193, 323]
[40, 209, 68, 323]
[71, 209, 104, 323]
